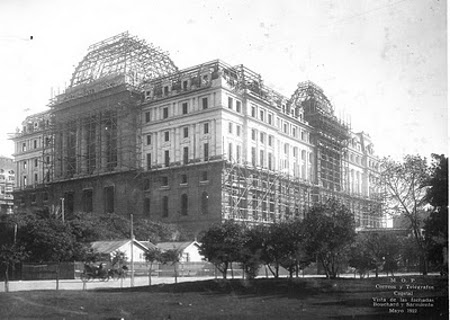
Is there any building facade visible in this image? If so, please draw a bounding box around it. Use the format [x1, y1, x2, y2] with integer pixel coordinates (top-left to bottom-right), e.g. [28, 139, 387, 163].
[11, 33, 383, 234]
[0, 156, 15, 214]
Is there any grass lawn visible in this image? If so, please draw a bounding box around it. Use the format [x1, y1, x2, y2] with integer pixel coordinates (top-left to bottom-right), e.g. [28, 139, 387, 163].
[0, 276, 447, 319]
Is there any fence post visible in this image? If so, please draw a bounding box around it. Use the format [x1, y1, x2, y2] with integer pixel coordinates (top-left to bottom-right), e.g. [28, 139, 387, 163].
[174, 262, 178, 284]
[55, 264, 60, 291]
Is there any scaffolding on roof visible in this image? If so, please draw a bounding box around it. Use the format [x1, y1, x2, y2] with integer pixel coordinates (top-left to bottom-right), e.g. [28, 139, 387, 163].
[233, 64, 287, 107]
[69, 31, 178, 90]
[43, 32, 180, 181]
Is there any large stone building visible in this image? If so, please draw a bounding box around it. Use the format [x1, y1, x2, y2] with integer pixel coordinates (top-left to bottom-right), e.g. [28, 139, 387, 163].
[9, 111, 53, 212]
[11, 32, 384, 234]
[0, 156, 15, 214]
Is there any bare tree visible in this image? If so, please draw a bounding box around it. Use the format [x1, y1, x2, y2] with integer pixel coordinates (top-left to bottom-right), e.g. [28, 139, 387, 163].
[380, 155, 430, 274]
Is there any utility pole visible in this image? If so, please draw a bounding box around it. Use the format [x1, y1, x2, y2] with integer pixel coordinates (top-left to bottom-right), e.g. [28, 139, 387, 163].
[13, 223, 17, 244]
[130, 213, 134, 287]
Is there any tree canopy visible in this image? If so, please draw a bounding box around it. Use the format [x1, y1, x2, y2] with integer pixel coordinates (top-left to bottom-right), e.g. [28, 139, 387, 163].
[379, 155, 430, 274]
[423, 154, 448, 271]
[0, 211, 186, 264]
[302, 199, 356, 279]
[199, 220, 245, 279]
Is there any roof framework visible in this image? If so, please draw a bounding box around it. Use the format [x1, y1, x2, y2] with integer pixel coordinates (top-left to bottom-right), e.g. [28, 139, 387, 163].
[290, 81, 350, 140]
[290, 81, 351, 193]
[70, 31, 178, 89]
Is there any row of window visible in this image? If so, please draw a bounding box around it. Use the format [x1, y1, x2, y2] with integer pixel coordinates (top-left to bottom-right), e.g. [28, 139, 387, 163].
[349, 140, 373, 155]
[368, 159, 379, 170]
[145, 94, 243, 124]
[250, 104, 306, 135]
[17, 136, 53, 153]
[227, 96, 242, 113]
[226, 142, 313, 179]
[0, 168, 14, 174]
[347, 153, 363, 165]
[227, 124, 312, 154]
[146, 143, 210, 169]
[347, 153, 379, 170]
[227, 142, 313, 165]
[250, 131, 312, 160]
[150, 191, 209, 217]
[0, 185, 10, 195]
[19, 139, 38, 152]
[21, 157, 51, 170]
[18, 185, 208, 217]
[143, 171, 209, 189]
[144, 96, 210, 123]
[251, 104, 274, 125]
[145, 73, 211, 99]
[20, 119, 50, 134]
[0, 175, 15, 181]
[249, 125, 309, 144]
[146, 123, 210, 145]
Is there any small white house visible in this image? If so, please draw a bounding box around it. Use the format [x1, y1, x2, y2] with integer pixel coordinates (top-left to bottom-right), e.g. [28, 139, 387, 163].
[155, 241, 203, 262]
[91, 239, 153, 263]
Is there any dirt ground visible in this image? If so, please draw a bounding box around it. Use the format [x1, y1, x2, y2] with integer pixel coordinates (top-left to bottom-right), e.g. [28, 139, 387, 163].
[0, 276, 447, 319]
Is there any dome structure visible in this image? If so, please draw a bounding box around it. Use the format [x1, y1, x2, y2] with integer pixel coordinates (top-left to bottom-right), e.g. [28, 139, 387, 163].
[289, 80, 350, 140]
[289, 80, 334, 115]
[69, 32, 178, 89]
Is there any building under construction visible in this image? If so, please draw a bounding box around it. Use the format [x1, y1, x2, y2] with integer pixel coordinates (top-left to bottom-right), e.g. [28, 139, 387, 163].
[10, 32, 383, 234]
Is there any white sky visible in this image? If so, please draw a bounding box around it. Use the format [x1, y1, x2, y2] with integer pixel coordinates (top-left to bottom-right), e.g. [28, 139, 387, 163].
[0, 0, 447, 160]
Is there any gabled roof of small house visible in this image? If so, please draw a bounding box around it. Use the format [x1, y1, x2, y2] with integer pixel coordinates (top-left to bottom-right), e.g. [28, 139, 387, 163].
[140, 241, 157, 250]
[91, 239, 151, 254]
[155, 241, 199, 252]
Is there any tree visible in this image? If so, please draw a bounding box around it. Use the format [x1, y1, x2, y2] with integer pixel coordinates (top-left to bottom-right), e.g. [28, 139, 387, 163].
[258, 220, 310, 279]
[302, 199, 356, 279]
[144, 247, 162, 285]
[134, 219, 189, 243]
[380, 155, 430, 275]
[160, 249, 181, 283]
[424, 154, 448, 208]
[260, 222, 290, 278]
[423, 154, 448, 273]
[14, 214, 82, 262]
[238, 220, 312, 280]
[199, 221, 244, 279]
[364, 232, 402, 278]
[0, 244, 28, 292]
[349, 235, 377, 278]
[111, 250, 127, 267]
[399, 235, 421, 272]
[238, 225, 262, 280]
[69, 212, 187, 243]
[377, 234, 401, 276]
[281, 219, 312, 278]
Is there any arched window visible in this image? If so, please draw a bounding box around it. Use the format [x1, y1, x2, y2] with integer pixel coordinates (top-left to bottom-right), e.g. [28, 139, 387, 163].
[201, 192, 208, 215]
[181, 194, 188, 215]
